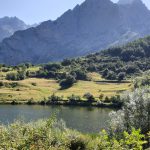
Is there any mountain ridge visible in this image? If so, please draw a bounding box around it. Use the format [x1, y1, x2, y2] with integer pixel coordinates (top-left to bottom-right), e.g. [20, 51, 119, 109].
[0, 0, 150, 65]
[0, 16, 30, 42]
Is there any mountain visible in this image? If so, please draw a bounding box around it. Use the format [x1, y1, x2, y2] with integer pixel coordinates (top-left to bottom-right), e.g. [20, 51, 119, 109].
[0, 17, 29, 42]
[0, 0, 150, 65]
[118, 0, 138, 5]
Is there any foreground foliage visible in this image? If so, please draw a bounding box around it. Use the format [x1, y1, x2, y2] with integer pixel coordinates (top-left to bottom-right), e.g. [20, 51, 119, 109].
[109, 87, 150, 149]
[109, 87, 150, 135]
[0, 118, 147, 150]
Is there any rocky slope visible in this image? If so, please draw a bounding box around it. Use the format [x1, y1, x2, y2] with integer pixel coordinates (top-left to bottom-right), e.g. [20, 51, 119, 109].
[0, 0, 150, 65]
[0, 17, 29, 42]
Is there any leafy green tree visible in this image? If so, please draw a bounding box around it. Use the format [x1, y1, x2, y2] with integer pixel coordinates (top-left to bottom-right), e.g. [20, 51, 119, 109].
[99, 94, 104, 101]
[118, 72, 126, 81]
[106, 71, 117, 80]
[59, 75, 76, 89]
[109, 87, 150, 135]
[83, 93, 95, 102]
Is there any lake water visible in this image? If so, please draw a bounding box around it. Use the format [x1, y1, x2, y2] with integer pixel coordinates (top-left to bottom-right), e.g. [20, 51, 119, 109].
[0, 105, 113, 133]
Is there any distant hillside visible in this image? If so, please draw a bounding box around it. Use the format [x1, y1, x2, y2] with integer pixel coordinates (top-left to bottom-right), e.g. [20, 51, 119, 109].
[0, 17, 29, 42]
[1, 0, 150, 65]
[35, 36, 150, 81]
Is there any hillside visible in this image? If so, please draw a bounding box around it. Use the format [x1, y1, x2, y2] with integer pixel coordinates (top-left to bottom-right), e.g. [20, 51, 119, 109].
[0, 0, 150, 65]
[0, 17, 29, 42]
[0, 36, 150, 103]
[34, 36, 150, 81]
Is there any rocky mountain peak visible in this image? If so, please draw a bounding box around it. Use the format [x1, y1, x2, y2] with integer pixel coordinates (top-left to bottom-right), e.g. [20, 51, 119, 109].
[118, 0, 143, 5]
[0, 0, 150, 65]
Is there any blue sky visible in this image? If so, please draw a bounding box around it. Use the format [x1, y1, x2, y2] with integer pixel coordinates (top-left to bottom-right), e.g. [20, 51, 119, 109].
[0, 0, 149, 24]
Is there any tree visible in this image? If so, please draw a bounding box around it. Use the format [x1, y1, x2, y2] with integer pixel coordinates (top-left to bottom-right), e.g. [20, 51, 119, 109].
[99, 94, 104, 101]
[83, 93, 95, 102]
[102, 69, 109, 78]
[71, 69, 88, 80]
[59, 75, 76, 89]
[61, 59, 72, 66]
[109, 87, 150, 135]
[118, 72, 125, 82]
[6, 72, 18, 81]
[68, 94, 81, 102]
[43, 63, 62, 71]
[6, 70, 26, 81]
[106, 71, 117, 80]
[48, 94, 61, 103]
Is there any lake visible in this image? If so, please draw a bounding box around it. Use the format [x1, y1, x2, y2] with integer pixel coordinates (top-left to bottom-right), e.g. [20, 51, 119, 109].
[0, 105, 113, 133]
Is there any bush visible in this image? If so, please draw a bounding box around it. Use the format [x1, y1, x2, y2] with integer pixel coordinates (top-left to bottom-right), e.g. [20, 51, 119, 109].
[99, 94, 104, 101]
[134, 71, 150, 88]
[118, 72, 126, 81]
[88, 128, 146, 150]
[48, 94, 61, 103]
[71, 69, 88, 80]
[106, 71, 117, 80]
[0, 118, 146, 149]
[104, 96, 111, 103]
[6, 71, 26, 81]
[31, 82, 37, 86]
[109, 87, 150, 136]
[59, 75, 76, 89]
[83, 93, 95, 102]
[43, 63, 62, 71]
[68, 94, 81, 102]
[66, 131, 88, 150]
[6, 72, 18, 80]
[61, 59, 72, 66]
[0, 81, 4, 87]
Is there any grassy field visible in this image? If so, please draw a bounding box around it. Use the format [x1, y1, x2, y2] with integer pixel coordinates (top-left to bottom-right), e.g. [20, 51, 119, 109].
[0, 71, 133, 102]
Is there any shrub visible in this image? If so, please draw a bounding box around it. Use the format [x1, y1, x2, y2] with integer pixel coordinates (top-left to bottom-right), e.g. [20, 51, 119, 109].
[27, 98, 35, 105]
[99, 94, 104, 101]
[118, 72, 126, 81]
[109, 87, 150, 136]
[17, 70, 26, 80]
[48, 94, 61, 103]
[61, 59, 72, 66]
[68, 94, 81, 102]
[134, 71, 150, 88]
[31, 82, 37, 86]
[6, 71, 26, 81]
[66, 131, 88, 150]
[0, 118, 146, 149]
[0, 81, 4, 87]
[83, 93, 95, 102]
[59, 75, 76, 89]
[43, 63, 62, 71]
[6, 72, 18, 80]
[104, 96, 111, 103]
[71, 69, 88, 80]
[106, 71, 117, 80]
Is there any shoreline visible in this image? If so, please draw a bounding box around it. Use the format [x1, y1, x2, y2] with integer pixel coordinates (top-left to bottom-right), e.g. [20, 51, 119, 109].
[0, 100, 122, 108]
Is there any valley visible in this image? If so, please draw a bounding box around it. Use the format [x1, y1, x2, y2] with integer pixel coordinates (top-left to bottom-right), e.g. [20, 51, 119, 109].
[0, 0, 149, 149]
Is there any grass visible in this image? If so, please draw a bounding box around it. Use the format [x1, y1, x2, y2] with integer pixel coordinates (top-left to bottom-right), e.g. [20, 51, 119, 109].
[0, 72, 133, 102]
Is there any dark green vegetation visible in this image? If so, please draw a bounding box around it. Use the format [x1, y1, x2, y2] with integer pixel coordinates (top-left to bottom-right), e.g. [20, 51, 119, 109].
[36, 36, 150, 84]
[2, 36, 150, 83]
[0, 119, 147, 150]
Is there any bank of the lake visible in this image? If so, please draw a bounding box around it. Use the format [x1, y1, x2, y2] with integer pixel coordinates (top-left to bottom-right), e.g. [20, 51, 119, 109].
[0, 97, 123, 109]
